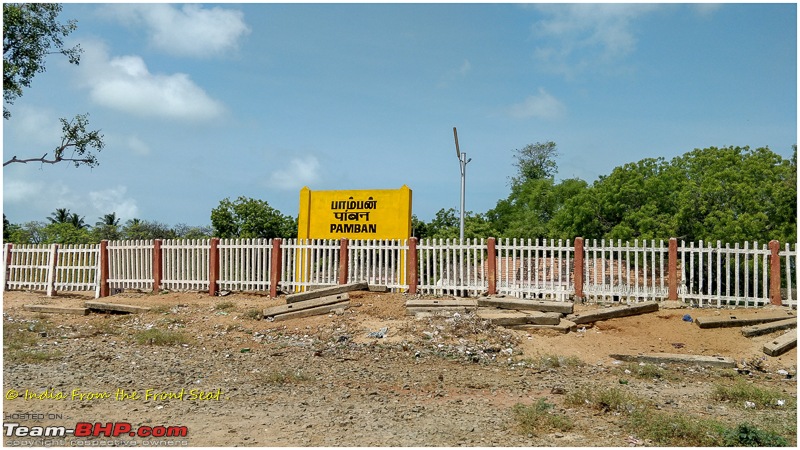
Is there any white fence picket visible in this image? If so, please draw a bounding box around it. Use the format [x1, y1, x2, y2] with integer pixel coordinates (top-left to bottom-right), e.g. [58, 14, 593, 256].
[583, 239, 669, 302]
[4, 244, 53, 291]
[495, 238, 573, 301]
[161, 239, 209, 291]
[218, 238, 272, 291]
[2, 237, 795, 309]
[107, 240, 154, 291]
[54, 244, 100, 296]
[679, 240, 771, 307]
[779, 243, 797, 309]
[416, 238, 486, 296]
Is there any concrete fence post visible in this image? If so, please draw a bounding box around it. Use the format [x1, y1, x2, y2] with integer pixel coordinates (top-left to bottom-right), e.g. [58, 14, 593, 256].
[270, 238, 282, 297]
[338, 238, 349, 285]
[769, 240, 782, 306]
[99, 240, 110, 298]
[668, 238, 678, 301]
[46, 243, 59, 297]
[573, 237, 584, 300]
[153, 239, 162, 293]
[407, 238, 418, 295]
[4, 243, 13, 292]
[208, 238, 220, 296]
[487, 237, 497, 295]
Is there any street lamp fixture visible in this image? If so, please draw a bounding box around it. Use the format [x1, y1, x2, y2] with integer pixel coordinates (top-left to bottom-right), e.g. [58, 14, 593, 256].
[453, 127, 471, 243]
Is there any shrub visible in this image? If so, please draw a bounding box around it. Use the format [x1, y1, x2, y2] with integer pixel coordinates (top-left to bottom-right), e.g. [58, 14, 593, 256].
[512, 398, 574, 435]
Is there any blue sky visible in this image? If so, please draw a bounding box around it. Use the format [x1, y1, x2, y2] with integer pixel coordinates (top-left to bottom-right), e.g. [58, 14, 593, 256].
[2, 3, 797, 230]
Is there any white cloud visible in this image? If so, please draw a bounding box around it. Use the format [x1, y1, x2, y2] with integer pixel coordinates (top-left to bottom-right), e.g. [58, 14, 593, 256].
[102, 4, 250, 58]
[507, 88, 566, 120]
[691, 4, 722, 17]
[77, 40, 225, 121]
[439, 59, 472, 87]
[2, 177, 81, 221]
[532, 4, 661, 77]
[268, 156, 321, 190]
[3, 179, 45, 203]
[89, 186, 139, 221]
[124, 136, 150, 156]
[5, 106, 63, 147]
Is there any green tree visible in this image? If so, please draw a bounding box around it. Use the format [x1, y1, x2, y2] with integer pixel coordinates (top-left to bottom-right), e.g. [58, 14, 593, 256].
[68, 212, 87, 229]
[122, 219, 176, 240]
[487, 140, 587, 240]
[40, 222, 91, 244]
[173, 223, 213, 239]
[3, 3, 104, 168]
[3, 214, 20, 242]
[672, 146, 796, 244]
[511, 141, 559, 185]
[47, 208, 71, 224]
[91, 213, 121, 241]
[8, 221, 45, 243]
[211, 197, 296, 239]
[550, 146, 796, 244]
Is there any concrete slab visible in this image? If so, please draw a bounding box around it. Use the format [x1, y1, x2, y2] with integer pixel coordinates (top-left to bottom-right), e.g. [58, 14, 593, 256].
[567, 301, 659, 325]
[609, 353, 735, 368]
[263, 293, 349, 317]
[762, 331, 797, 357]
[475, 309, 531, 326]
[512, 319, 577, 334]
[24, 305, 89, 315]
[476, 308, 562, 326]
[286, 282, 368, 303]
[406, 306, 476, 316]
[265, 301, 350, 321]
[368, 284, 389, 293]
[477, 297, 573, 314]
[741, 318, 797, 337]
[694, 310, 796, 329]
[405, 299, 478, 308]
[85, 301, 151, 314]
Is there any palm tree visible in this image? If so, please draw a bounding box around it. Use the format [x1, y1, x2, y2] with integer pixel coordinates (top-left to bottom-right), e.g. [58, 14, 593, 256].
[48, 208, 71, 224]
[69, 213, 88, 229]
[96, 213, 120, 228]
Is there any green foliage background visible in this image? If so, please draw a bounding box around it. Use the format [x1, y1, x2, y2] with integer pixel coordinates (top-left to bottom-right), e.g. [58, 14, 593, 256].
[3, 145, 796, 245]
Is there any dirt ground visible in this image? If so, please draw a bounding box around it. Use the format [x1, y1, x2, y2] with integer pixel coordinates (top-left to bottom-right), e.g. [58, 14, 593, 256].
[2, 289, 797, 447]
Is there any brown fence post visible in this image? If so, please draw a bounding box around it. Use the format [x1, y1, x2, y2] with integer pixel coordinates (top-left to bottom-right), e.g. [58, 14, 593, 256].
[46, 243, 59, 297]
[407, 238, 418, 295]
[4, 243, 13, 291]
[573, 237, 584, 300]
[668, 238, 678, 301]
[338, 238, 349, 285]
[99, 240, 110, 298]
[270, 238, 282, 297]
[153, 239, 162, 293]
[487, 237, 497, 295]
[769, 240, 782, 306]
[208, 238, 220, 296]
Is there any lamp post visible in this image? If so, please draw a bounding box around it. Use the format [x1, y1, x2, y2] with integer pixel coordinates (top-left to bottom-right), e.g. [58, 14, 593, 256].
[453, 127, 472, 243]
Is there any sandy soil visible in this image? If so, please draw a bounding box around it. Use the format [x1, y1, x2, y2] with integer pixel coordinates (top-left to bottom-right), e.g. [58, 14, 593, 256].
[2, 289, 797, 447]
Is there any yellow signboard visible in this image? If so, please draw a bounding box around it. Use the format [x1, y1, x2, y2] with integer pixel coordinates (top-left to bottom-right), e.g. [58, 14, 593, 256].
[297, 185, 412, 240]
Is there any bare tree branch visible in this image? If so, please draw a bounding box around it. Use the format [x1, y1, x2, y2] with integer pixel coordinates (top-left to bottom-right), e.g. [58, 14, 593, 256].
[4, 153, 95, 167]
[4, 113, 103, 168]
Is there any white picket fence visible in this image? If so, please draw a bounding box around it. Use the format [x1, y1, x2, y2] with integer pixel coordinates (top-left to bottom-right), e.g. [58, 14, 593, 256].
[583, 239, 669, 302]
[417, 238, 487, 296]
[3, 238, 797, 308]
[218, 238, 273, 292]
[108, 240, 154, 292]
[495, 238, 574, 301]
